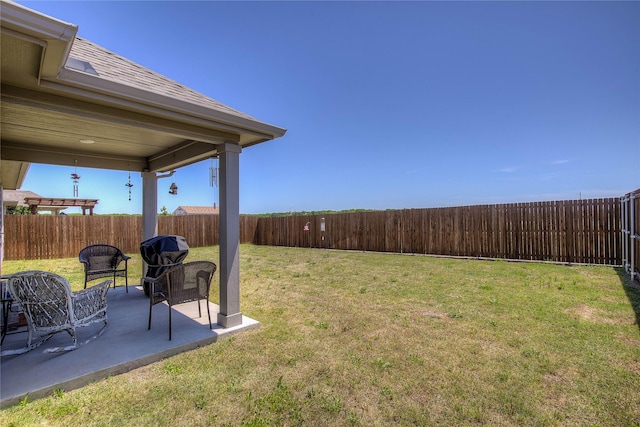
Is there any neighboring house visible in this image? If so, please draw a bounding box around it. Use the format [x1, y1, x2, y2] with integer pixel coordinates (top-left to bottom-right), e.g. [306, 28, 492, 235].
[2, 190, 67, 215]
[3, 190, 40, 212]
[173, 206, 220, 216]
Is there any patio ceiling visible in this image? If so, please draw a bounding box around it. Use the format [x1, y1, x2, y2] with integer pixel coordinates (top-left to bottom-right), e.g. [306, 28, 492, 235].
[0, 1, 286, 190]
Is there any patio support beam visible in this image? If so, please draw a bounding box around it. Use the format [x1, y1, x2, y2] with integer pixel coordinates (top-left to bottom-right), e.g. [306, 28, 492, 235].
[141, 169, 175, 243]
[217, 142, 242, 328]
[0, 183, 4, 274]
[142, 171, 159, 243]
[141, 170, 175, 281]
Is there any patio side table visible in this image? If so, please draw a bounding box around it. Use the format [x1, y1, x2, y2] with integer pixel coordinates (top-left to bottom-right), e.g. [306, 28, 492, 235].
[1, 296, 12, 344]
[1, 277, 12, 344]
[1, 276, 26, 345]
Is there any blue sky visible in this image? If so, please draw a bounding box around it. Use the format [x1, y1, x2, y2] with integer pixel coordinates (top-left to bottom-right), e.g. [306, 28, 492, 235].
[19, 1, 640, 215]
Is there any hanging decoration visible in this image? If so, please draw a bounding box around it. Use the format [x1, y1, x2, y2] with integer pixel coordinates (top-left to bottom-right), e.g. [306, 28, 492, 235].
[209, 157, 219, 209]
[71, 160, 80, 197]
[209, 159, 218, 187]
[125, 170, 134, 201]
[169, 182, 178, 195]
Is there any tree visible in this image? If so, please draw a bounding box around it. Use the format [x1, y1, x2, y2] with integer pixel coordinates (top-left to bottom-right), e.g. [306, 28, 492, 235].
[6, 206, 31, 215]
[159, 206, 170, 216]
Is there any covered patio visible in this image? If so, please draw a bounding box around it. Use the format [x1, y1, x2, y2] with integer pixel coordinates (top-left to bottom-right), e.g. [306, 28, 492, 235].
[0, 1, 285, 405]
[1, 2, 285, 323]
[1, 285, 260, 407]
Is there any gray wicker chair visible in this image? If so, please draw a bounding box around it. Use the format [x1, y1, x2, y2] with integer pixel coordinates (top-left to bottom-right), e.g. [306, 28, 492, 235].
[79, 244, 130, 292]
[146, 261, 217, 340]
[1, 271, 110, 355]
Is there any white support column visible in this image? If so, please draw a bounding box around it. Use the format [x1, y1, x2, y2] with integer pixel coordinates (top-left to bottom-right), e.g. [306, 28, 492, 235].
[140, 170, 175, 283]
[0, 183, 4, 275]
[217, 142, 242, 328]
[141, 171, 158, 282]
[141, 172, 159, 242]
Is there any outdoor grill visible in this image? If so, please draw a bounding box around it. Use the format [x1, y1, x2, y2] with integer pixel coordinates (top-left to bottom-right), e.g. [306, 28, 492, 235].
[139, 235, 189, 296]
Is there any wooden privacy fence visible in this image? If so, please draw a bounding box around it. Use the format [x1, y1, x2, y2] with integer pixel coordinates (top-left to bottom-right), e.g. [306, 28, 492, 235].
[4, 215, 141, 260]
[254, 198, 622, 265]
[3, 215, 258, 260]
[1, 197, 625, 266]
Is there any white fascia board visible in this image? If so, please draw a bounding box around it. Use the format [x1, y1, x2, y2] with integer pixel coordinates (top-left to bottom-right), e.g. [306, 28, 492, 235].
[53, 68, 287, 142]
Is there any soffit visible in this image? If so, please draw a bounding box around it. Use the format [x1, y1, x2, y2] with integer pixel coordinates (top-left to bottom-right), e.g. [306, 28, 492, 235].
[0, 160, 30, 190]
[0, 33, 41, 87]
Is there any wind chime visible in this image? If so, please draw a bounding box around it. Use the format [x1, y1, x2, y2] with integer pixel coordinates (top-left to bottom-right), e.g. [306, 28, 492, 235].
[70, 161, 80, 197]
[125, 170, 134, 201]
[209, 157, 218, 208]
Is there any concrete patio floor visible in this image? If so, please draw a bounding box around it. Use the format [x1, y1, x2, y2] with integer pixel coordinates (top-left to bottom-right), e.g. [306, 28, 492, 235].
[0, 285, 259, 407]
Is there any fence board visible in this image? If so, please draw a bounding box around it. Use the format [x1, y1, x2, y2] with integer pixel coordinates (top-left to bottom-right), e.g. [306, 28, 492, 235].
[2, 197, 627, 265]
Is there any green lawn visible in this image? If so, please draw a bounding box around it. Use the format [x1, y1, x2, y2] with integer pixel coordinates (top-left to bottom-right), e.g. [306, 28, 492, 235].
[2, 245, 639, 426]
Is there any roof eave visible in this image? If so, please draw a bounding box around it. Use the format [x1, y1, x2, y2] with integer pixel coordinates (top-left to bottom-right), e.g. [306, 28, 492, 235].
[0, 1, 78, 79]
[2, 1, 287, 145]
[48, 67, 287, 145]
[0, 1, 76, 40]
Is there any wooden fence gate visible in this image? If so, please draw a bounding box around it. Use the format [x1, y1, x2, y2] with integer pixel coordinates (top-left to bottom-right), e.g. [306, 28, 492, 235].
[621, 189, 640, 282]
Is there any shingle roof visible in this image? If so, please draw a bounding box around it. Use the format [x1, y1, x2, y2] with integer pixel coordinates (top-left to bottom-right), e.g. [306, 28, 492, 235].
[2, 190, 42, 205]
[173, 206, 219, 215]
[67, 37, 259, 122]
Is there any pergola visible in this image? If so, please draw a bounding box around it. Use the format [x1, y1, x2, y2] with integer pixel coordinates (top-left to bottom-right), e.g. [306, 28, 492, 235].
[24, 197, 99, 215]
[0, 2, 286, 328]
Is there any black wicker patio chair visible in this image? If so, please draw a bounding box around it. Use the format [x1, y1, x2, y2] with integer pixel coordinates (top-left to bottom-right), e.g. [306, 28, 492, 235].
[79, 244, 130, 292]
[146, 261, 217, 340]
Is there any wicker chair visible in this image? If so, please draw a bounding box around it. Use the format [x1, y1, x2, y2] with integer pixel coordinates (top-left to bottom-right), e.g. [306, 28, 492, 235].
[79, 244, 130, 292]
[146, 261, 217, 340]
[1, 271, 110, 355]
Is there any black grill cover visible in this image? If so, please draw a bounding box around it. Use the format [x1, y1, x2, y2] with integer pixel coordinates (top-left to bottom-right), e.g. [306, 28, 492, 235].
[140, 235, 189, 295]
